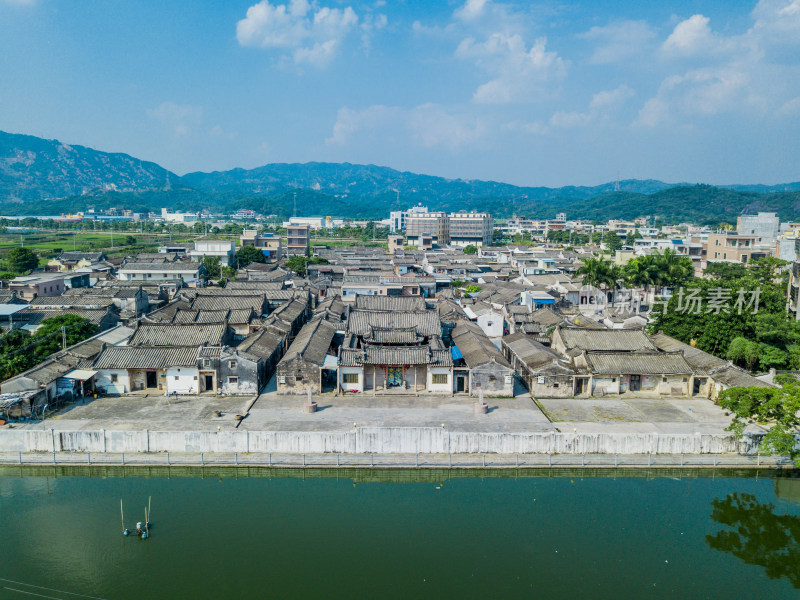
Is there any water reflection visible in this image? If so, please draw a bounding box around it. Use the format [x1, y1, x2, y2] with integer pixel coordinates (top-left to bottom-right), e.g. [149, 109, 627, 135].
[706, 491, 800, 588]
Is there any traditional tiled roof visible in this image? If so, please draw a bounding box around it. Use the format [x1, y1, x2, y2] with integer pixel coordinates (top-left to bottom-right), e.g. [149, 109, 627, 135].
[339, 343, 453, 367]
[353, 296, 427, 311]
[502, 332, 567, 370]
[346, 310, 440, 337]
[451, 320, 511, 369]
[119, 262, 202, 272]
[30, 296, 116, 308]
[225, 281, 285, 291]
[93, 346, 199, 369]
[557, 327, 656, 353]
[16, 307, 117, 327]
[129, 323, 226, 346]
[190, 294, 266, 313]
[279, 318, 337, 366]
[582, 351, 693, 375]
[363, 327, 423, 344]
[237, 327, 284, 358]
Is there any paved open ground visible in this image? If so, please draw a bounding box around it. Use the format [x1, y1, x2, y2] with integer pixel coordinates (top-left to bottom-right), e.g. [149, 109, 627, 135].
[11, 385, 753, 436]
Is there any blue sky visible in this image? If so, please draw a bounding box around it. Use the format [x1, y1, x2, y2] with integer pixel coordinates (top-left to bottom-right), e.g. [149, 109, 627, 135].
[1, 0, 798, 187]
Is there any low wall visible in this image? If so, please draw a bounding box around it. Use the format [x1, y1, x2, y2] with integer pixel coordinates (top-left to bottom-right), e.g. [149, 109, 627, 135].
[0, 427, 765, 455]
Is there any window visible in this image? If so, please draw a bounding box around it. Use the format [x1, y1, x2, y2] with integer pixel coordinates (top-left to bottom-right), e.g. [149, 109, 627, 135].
[203, 359, 211, 368]
[229, 361, 237, 369]
[228, 376, 238, 385]
[432, 374, 448, 385]
[343, 373, 359, 384]
[174, 376, 179, 380]
[111, 374, 118, 383]
[662, 377, 668, 382]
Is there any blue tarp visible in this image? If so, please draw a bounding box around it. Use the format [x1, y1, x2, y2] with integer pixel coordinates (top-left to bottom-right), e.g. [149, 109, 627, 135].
[451, 345, 463, 360]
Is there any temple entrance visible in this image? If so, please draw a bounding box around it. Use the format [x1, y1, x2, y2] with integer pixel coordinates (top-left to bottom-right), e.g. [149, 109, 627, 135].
[387, 366, 403, 387]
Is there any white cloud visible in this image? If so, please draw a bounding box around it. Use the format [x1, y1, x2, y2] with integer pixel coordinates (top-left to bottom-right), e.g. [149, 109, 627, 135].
[635, 68, 750, 127]
[147, 102, 203, 136]
[662, 15, 716, 56]
[580, 20, 657, 64]
[776, 96, 800, 116]
[454, 0, 490, 22]
[236, 0, 359, 67]
[752, 0, 800, 43]
[549, 84, 635, 128]
[326, 104, 485, 150]
[457, 34, 567, 104]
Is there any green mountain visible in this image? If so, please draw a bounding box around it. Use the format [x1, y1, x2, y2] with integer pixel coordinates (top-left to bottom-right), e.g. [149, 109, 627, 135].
[0, 131, 176, 204]
[1, 129, 799, 224]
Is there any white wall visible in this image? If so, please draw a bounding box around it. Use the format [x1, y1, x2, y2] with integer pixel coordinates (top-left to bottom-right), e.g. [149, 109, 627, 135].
[339, 366, 364, 392]
[95, 369, 130, 394]
[427, 366, 453, 394]
[166, 367, 199, 394]
[477, 311, 505, 337]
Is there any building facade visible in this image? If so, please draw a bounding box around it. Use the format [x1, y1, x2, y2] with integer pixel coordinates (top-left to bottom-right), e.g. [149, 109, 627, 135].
[286, 224, 310, 257]
[449, 212, 494, 247]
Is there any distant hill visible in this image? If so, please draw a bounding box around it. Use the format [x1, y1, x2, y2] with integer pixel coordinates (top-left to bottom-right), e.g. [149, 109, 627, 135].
[0, 131, 176, 204]
[1, 129, 799, 224]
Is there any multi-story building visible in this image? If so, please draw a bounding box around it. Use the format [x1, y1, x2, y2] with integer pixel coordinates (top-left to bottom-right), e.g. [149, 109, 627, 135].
[449, 212, 494, 247]
[389, 204, 428, 232]
[189, 240, 236, 266]
[406, 212, 450, 247]
[788, 239, 800, 320]
[240, 230, 282, 260]
[286, 224, 310, 257]
[737, 212, 780, 240]
[705, 232, 773, 264]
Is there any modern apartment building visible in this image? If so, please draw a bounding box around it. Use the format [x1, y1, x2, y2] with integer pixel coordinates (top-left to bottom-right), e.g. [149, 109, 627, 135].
[737, 212, 780, 240]
[706, 232, 773, 264]
[286, 224, 310, 257]
[240, 229, 282, 260]
[788, 239, 800, 320]
[406, 212, 450, 247]
[449, 212, 494, 247]
[389, 204, 429, 232]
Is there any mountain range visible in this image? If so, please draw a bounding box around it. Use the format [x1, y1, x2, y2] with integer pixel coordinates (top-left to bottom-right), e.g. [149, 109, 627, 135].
[2, 129, 799, 224]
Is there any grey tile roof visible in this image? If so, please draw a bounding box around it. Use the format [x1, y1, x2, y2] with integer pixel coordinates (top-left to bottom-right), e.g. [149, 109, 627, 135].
[649, 332, 727, 375]
[129, 323, 226, 346]
[583, 351, 693, 375]
[119, 262, 202, 272]
[16, 308, 116, 327]
[237, 327, 284, 358]
[347, 310, 440, 336]
[279, 318, 337, 366]
[353, 296, 427, 311]
[93, 346, 199, 369]
[451, 320, 511, 369]
[557, 327, 656, 353]
[339, 343, 453, 367]
[30, 296, 116, 308]
[225, 281, 286, 290]
[363, 327, 423, 344]
[502, 332, 566, 370]
[191, 295, 267, 313]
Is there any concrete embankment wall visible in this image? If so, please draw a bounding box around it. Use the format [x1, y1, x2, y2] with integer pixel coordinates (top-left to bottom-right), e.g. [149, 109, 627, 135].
[0, 427, 764, 455]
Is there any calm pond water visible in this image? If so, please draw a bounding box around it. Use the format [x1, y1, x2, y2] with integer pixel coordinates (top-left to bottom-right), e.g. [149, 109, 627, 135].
[1, 468, 799, 599]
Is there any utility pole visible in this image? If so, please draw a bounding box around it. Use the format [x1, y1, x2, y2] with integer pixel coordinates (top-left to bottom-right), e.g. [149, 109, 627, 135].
[61, 326, 66, 351]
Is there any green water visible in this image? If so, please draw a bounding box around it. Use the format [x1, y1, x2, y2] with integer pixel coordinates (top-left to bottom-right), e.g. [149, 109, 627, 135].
[1, 468, 799, 599]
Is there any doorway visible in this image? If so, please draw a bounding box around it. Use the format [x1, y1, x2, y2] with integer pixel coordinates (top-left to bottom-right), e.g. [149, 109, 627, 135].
[146, 370, 157, 388]
[204, 374, 214, 392]
[456, 376, 465, 393]
[387, 366, 403, 387]
[629, 374, 641, 392]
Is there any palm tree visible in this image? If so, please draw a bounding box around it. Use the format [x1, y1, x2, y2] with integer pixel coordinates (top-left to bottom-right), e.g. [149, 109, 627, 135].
[576, 257, 618, 306]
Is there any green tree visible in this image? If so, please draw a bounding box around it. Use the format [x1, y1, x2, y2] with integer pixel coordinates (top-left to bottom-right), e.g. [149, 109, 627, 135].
[236, 245, 267, 268]
[4, 247, 40, 273]
[463, 244, 478, 255]
[202, 256, 221, 279]
[719, 374, 800, 464]
[31, 315, 98, 363]
[124, 235, 136, 246]
[603, 231, 623, 251]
